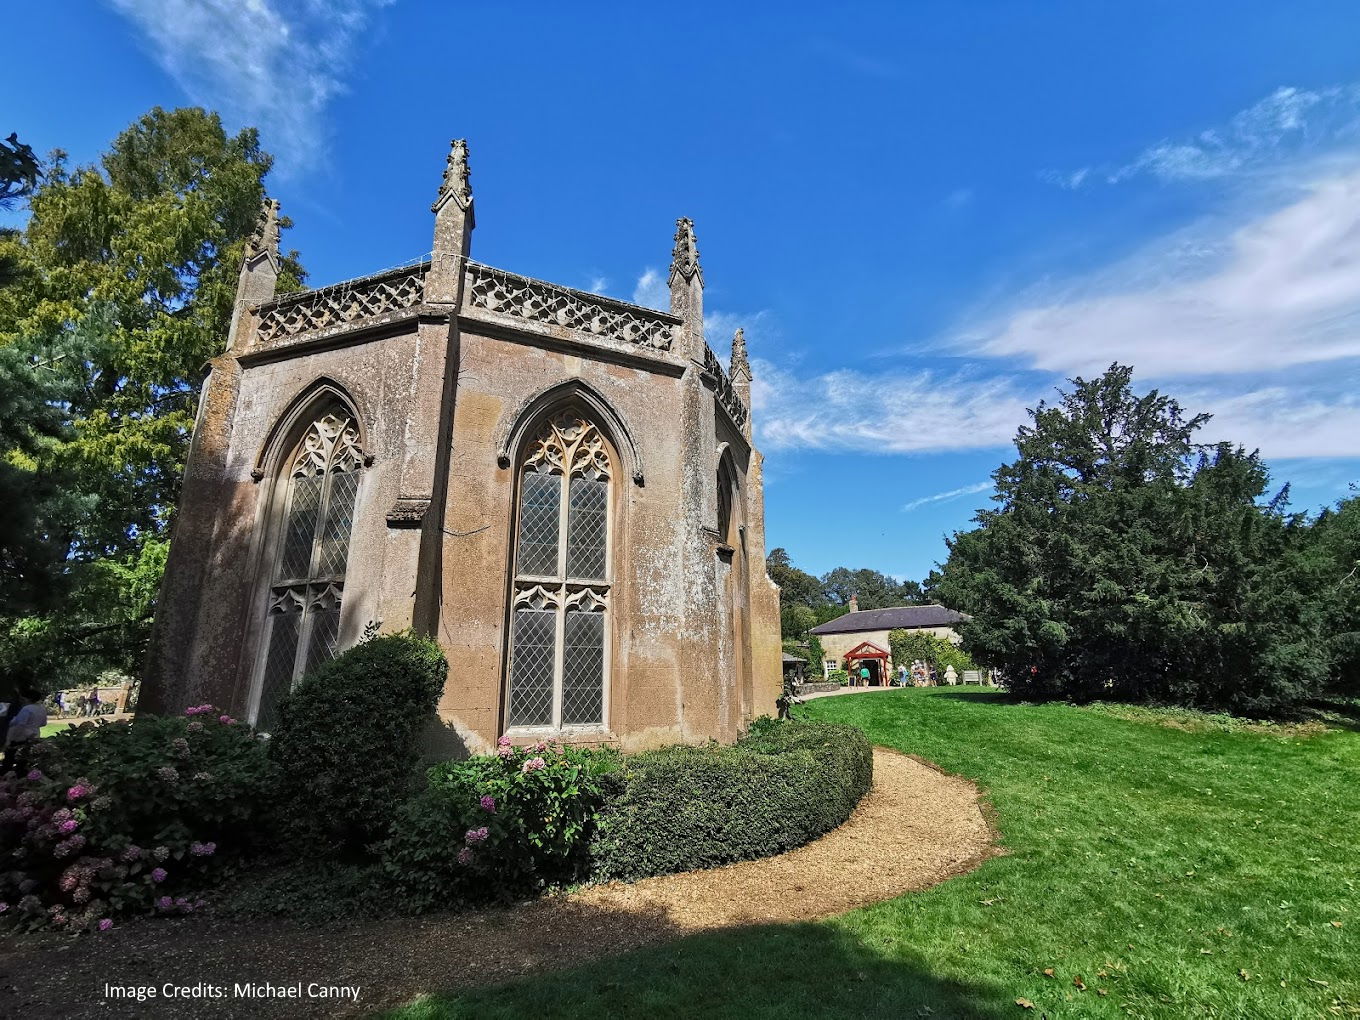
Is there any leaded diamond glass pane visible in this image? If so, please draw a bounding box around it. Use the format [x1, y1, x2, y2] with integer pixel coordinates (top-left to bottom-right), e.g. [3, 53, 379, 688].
[562, 609, 604, 725]
[280, 475, 323, 580]
[304, 605, 342, 676]
[566, 476, 607, 581]
[258, 608, 302, 733]
[508, 608, 556, 726]
[317, 470, 358, 578]
[517, 471, 561, 577]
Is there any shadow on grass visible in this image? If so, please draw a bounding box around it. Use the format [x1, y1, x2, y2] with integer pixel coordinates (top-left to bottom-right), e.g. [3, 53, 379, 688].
[1300, 696, 1360, 733]
[391, 919, 1015, 1020]
[923, 689, 1014, 706]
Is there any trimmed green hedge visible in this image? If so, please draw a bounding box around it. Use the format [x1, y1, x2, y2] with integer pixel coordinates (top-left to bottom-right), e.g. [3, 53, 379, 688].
[589, 720, 873, 881]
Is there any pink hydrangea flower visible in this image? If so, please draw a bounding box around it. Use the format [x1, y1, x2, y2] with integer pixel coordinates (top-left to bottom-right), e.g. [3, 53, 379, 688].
[66, 784, 91, 802]
[497, 745, 514, 759]
[464, 826, 489, 845]
[186, 721, 204, 734]
[192, 772, 213, 783]
[121, 846, 142, 862]
[219, 715, 234, 725]
[98, 918, 113, 931]
[155, 895, 173, 910]
[456, 847, 473, 866]
[480, 794, 496, 813]
[153, 846, 170, 861]
[0, 903, 8, 914]
[156, 766, 179, 783]
[534, 741, 548, 752]
[189, 841, 216, 857]
[497, 735, 512, 747]
[521, 757, 547, 773]
[150, 867, 168, 883]
[58, 819, 78, 834]
[171, 737, 190, 758]
[25, 770, 42, 782]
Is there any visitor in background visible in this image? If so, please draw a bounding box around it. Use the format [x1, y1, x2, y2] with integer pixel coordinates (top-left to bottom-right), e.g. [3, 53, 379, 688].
[4, 687, 48, 773]
[858, 664, 871, 687]
[896, 663, 909, 687]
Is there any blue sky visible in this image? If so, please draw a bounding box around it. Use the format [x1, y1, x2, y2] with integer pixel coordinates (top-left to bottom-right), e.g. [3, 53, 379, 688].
[8, 1, 1360, 583]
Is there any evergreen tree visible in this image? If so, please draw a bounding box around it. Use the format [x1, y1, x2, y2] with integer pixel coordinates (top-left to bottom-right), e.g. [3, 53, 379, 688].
[0, 107, 305, 691]
[937, 364, 1332, 715]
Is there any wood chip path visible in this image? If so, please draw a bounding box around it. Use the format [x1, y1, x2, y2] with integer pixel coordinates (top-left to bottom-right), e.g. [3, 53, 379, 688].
[0, 748, 996, 1018]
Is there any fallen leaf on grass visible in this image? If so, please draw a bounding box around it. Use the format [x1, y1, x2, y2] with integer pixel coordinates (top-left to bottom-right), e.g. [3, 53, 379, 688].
[1330, 921, 1343, 928]
[1310, 979, 1331, 988]
[1015, 998, 1034, 1010]
[1042, 968, 1055, 978]
[1097, 989, 1109, 997]
[1239, 970, 1251, 982]
[1073, 976, 1087, 991]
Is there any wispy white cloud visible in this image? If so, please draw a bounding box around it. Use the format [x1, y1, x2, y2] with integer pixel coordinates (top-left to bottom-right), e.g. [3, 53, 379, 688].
[106, 0, 393, 175]
[588, 276, 609, 294]
[1111, 85, 1360, 183]
[1187, 382, 1360, 459]
[1038, 167, 1090, 190]
[1042, 84, 1360, 190]
[631, 267, 667, 310]
[753, 360, 1031, 455]
[967, 169, 1360, 378]
[902, 482, 993, 513]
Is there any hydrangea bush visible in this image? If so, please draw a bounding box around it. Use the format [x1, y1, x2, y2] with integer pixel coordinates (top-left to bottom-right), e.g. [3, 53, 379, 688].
[0, 707, 273, 931]
[381, 738, 618, 912]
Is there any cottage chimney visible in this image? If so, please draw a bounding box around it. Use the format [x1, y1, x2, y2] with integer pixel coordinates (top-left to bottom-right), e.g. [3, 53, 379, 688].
[227, 198, 280, 351]
[668, 216, 704, 360]
[427, 138, 475, 305]
[849, 594, 859, 613]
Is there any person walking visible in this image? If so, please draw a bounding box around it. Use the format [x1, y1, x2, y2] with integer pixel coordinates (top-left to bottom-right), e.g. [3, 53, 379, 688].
[4, 687, 48, 773]
[858, 663, 871, 688]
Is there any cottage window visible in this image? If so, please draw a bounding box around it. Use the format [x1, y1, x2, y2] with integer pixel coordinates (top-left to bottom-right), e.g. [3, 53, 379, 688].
[507, 413, 611, 730]
[255, 408, 363, 731]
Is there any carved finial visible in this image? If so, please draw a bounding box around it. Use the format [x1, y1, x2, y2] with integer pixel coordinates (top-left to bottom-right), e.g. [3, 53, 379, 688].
[432, 138, 473, 214]
[731, 327, 750, 378]
[668, 217, 703, 287]
[244, 198, 280, 262]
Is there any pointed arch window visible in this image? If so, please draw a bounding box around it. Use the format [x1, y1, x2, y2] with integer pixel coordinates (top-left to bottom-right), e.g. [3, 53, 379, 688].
[255, 408, 363, 732]
[506, 412, 611, 730]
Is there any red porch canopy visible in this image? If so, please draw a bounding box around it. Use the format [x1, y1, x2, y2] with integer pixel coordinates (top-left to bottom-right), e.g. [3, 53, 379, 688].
[844, 641, 889, 660]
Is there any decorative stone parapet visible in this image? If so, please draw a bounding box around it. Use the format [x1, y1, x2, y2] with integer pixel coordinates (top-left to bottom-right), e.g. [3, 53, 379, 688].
[464, 262, 676, 353]
[703, 344, 749, 429]
[253, 263, 429, 345]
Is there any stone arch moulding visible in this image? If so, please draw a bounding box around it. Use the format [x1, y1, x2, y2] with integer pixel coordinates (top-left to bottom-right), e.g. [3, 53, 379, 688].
[250, 376, 374, 482]
[495, 379, 645, 485]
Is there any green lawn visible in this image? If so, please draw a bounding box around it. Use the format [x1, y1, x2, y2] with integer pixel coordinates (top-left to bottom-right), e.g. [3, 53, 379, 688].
[392, 689, 1360, 1018]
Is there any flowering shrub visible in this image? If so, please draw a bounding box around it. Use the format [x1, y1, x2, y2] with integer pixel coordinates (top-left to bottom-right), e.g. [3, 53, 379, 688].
[0, 709, 273, 931]
[268, 632, 446, 853]
[380, 739, 618, 912]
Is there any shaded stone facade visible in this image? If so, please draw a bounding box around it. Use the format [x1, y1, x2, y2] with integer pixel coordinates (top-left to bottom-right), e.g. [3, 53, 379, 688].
[142, 141, 783, 753]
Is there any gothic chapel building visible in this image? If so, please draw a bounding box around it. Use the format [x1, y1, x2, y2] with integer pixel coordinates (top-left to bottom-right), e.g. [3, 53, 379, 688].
[143, 141, 782, 753]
